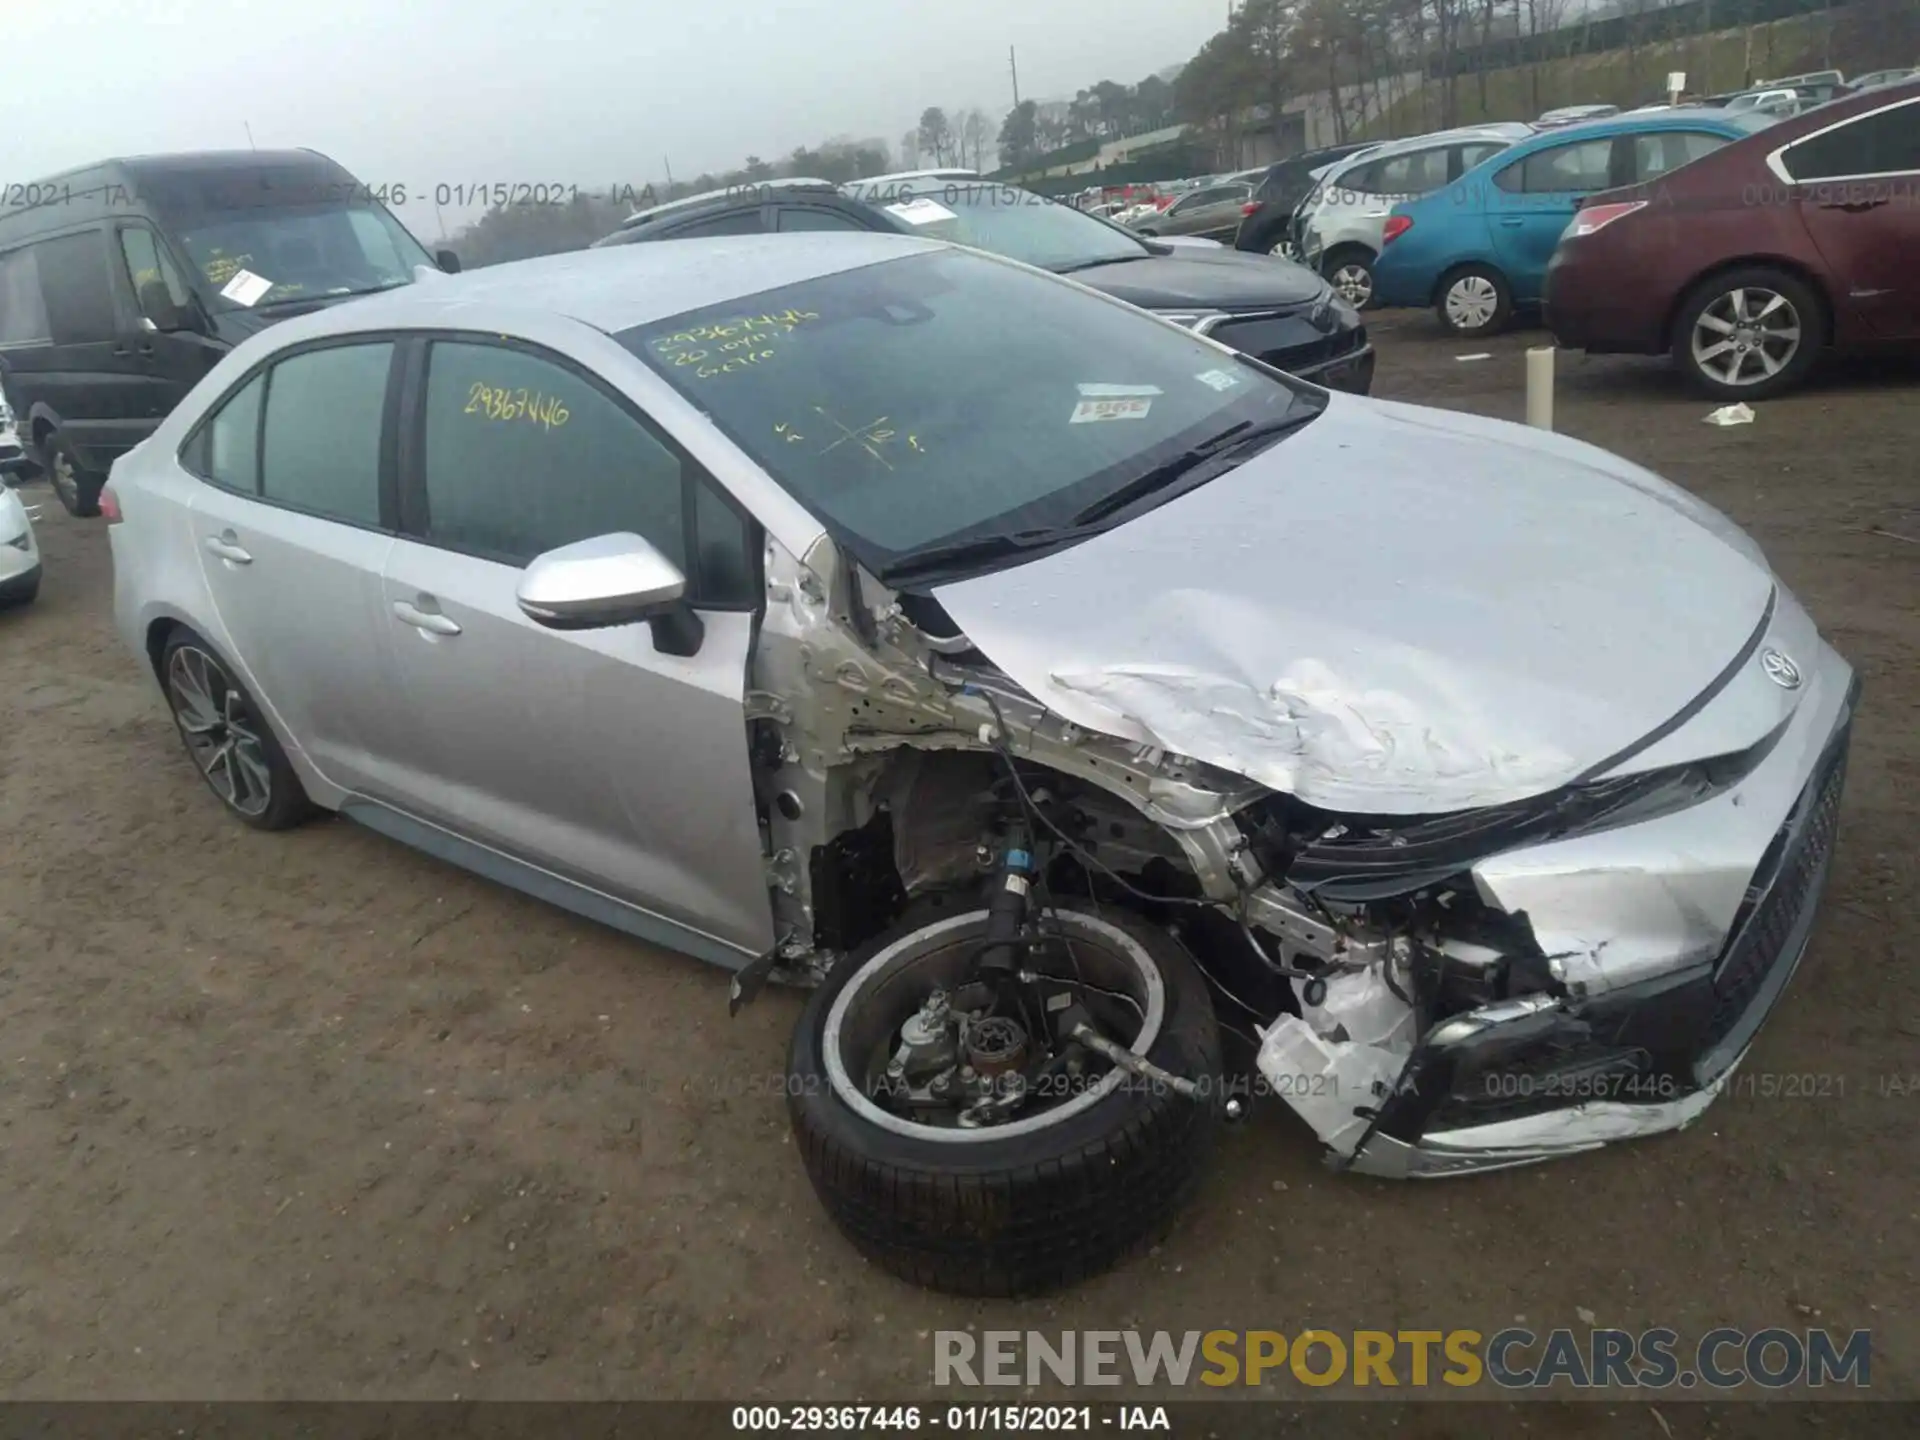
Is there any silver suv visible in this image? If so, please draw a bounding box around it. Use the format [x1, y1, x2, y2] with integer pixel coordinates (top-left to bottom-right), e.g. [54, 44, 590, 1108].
[1299, 124, 1533, 306]
[106, 234, 1855, 1296]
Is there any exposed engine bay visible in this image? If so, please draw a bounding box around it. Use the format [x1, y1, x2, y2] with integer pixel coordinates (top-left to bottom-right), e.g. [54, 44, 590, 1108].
[742, 529, 1853, 1173]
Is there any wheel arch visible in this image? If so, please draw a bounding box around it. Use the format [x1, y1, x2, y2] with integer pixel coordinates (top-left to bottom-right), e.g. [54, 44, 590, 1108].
[1662, 255, 1834, 356]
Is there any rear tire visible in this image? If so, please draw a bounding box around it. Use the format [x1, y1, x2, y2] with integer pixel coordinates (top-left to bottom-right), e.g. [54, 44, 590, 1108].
[1435, 264, 1513, 337]
[1322, 246, 1377, 309]
[787, 899, 1222, 1297]
[46, 435, 103, 518]
[1671, 266, 1824, 401]
[159, 628, 312, 831]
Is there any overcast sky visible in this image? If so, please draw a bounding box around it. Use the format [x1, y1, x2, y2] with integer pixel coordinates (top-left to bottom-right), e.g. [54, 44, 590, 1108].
[13, 0, 1225, 239]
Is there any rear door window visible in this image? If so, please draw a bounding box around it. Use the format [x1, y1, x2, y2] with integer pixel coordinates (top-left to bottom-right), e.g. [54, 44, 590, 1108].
[33, 231, 118, 343]
[182, 373, 266, 493]
[1371, 148, 1452, 198]
[1498, 138, 1616, 193]
[259, 343, 393, 527]
[1781, 98, 1920, 179]
[1631, 130, 1732, 181]
[0, 248, 50, 347]
[1454, 142, 1509, 177]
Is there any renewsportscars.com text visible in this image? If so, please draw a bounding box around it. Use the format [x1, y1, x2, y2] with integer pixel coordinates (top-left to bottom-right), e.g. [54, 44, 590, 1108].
[933, 1328, 1871, 1391]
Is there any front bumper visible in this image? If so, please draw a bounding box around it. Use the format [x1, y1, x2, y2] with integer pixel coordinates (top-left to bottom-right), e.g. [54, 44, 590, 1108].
[1347, 638, 1858, 1178]
[0, 431, 30, 478]
[1200, 309, 1376, 396]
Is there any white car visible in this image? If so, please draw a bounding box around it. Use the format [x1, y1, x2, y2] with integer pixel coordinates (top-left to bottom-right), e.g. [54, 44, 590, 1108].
[1298, 124, 1532, 307]
[0, 391, 30, 483]
[1, 481, 40, 607]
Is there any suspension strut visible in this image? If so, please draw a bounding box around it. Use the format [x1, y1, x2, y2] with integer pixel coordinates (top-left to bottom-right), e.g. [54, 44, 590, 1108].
[975, 824, 1036, 979]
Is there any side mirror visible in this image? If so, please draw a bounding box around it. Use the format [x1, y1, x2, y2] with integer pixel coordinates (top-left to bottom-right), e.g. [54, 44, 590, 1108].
[137, 280, 199, 334]
[515, 532, 704, 655]
[436, 248, 462, 274]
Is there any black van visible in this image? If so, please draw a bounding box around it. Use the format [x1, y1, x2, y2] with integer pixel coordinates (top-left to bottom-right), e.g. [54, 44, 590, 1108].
[0, 149, 454, 515]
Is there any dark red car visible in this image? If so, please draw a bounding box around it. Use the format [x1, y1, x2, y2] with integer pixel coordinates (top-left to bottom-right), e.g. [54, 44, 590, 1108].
[1545, 79, 1920, 398]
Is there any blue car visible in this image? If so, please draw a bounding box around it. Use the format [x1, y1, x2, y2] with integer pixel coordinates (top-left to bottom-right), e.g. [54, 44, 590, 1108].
[1371, 111, 1773, 336]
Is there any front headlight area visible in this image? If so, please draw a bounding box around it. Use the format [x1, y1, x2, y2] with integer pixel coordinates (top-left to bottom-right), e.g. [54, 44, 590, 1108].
[1202, 724, 1810, 1168]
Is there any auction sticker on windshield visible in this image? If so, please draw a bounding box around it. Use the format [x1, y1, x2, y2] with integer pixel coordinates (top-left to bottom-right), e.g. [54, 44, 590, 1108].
[1195, 368, 1242, 392]
[218, 269, 274, 307]
[1071, 396, 1152, 423]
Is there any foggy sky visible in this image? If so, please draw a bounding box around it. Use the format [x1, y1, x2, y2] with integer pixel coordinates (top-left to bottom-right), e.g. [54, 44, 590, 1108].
[14, 0, 1225, 239]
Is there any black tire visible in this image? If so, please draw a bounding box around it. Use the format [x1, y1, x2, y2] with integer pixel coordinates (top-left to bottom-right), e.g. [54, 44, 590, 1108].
[45, 434, 103, 518]
[1321, 245, 1377, 309]
[159, 628, 312, 831]
[1670, 266, 1825, 402]
[0, 573, 37, 608]
[1434, 263, 1513, 337]
[788, 899, 1222, 1297]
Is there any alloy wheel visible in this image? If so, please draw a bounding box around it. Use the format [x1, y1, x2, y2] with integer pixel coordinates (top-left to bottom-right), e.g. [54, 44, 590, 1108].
[166, 645, 274, 818]
[1691, 287, 1802, 387]
[1444, 274, 1501, 332]
[1330, 262, 1373, 307]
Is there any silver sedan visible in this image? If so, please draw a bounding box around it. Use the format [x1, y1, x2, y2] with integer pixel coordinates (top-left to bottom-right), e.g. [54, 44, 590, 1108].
[105, 233, 1856, 1296]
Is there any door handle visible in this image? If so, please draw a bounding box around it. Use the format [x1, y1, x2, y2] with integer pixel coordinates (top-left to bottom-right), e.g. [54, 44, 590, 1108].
[202, 533, 252, 564]
[393, 598, 462, 636]
[1816, 198, 1887, 213]
[1498, 216, 1525, 228]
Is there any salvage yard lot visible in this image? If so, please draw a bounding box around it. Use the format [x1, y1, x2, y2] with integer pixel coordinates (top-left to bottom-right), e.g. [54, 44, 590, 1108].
[0, 320, 1915, 1404]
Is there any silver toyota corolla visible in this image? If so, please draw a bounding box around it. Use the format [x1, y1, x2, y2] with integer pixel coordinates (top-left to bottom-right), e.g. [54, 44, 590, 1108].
[106, 234, 1856, 1297]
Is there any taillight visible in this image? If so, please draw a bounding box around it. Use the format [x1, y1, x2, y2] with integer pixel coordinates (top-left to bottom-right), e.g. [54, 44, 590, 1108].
[100, 483, 122, 524]
[1568, 200, 1647, 238]
[1241, 201, 1260, 215]
[1382, 215, 1413, 245]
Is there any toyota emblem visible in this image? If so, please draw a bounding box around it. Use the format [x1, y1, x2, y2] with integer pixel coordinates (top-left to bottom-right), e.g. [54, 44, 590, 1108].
[1760, 648, 1802, 690]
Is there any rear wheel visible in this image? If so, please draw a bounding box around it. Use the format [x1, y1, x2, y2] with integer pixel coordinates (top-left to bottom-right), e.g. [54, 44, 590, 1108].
[160, 629, 312, 830]
[1672, 267, 1823, 401]
[1322, 247, 1376, 308]
[787, 899, 1222, 1296]
[1436, 264, 1513, 337]
[46, 435, 102, 518]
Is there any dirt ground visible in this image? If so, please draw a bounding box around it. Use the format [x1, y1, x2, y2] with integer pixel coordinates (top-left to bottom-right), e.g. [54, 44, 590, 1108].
[1, 318, 1915, 1410]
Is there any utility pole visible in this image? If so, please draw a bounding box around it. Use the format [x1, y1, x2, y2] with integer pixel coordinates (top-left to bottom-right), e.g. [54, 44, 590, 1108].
[1009, 47, 1020, 107]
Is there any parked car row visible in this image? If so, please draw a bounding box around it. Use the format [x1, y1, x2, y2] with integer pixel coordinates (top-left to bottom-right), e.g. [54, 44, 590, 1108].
[592, 170, 1375, 394]
[1370, 108, 1774, 335]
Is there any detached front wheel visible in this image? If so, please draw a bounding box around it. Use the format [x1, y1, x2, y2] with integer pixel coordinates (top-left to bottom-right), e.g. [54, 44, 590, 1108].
[787, 899, 1221, 1296]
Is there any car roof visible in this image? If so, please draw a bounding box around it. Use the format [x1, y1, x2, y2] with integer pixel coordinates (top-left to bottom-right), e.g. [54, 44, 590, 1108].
[616, 176, 839, 230]
[263, 233, 944, 338]
[861, 168, 979, 184]
[1496, 107, 1759, 156]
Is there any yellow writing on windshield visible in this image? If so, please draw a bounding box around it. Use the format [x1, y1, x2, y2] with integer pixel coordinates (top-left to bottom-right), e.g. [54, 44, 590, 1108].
[650, 308, 820, 381]
[202, 253, 254, 286]
[464, 383, 570, 430]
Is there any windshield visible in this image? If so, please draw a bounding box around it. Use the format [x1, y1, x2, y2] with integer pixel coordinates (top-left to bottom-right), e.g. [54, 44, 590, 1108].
[166, 200, 433, 308]
[844, 179, 1149, 272]
[618, 248, 1318, 578]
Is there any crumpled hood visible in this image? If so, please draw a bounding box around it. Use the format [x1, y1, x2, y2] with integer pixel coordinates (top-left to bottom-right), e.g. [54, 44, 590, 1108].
[932, 394, 1780, 814]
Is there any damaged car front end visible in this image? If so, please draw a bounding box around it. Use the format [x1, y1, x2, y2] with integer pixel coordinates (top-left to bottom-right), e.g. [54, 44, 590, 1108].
[615, 238, 1855, 1292]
